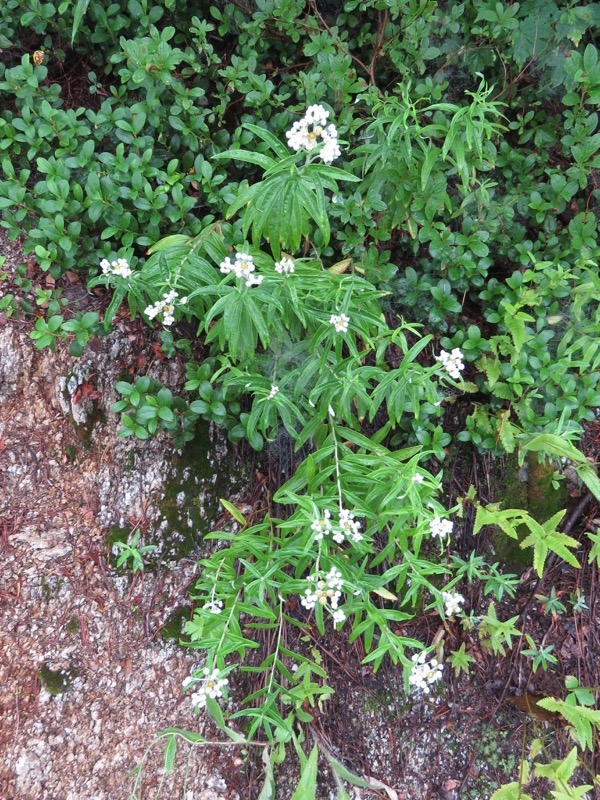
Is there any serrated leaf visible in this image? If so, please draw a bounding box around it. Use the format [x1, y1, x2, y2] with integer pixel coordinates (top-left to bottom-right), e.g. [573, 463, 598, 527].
[511, 12, 552, 68]
[498, 414, 516, 454]
[490, 783, 534, 800]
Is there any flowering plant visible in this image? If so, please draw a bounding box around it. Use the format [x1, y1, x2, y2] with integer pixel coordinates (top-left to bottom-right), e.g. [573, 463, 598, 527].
[95, 106, 577, 800]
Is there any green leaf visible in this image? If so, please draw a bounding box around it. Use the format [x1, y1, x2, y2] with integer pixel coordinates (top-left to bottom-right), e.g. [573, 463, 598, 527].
[257, 748, 276, 800]
[290, 745, 318, 800]
[307, 164, 361, 183]
[586, 529, 600, 567]
[520, 435, 600, 501]
[213, 149, 276, 171]
[577, 464, 600, 502]
[220, 498, 247, 527]
[243, 122, 290, 159]
[511, 12, 552, 68]
[421, 146, 438, 191]
[158, 727, 206, 745]
[490, 784, 534, 800]
[146, 234, 191, 254]
[520, 434, 588, 464]
[163, 735, 177, 774]
[206, 699, 246, 743]
[71, 0, 91, 42]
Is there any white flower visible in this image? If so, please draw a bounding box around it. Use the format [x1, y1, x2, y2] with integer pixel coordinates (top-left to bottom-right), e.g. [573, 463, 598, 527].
[144, 290, 185, 327]
[202, 599, 224, 615]
[320, 135, 341, 165]
[274, 256, 295, 275]
[330, 313, 350, 333]
[310, 509, 332, 541]
[409, 651, 443, 694]
[301, 567, 344, 612]
[412, 473, 425, 484]
[305, 104, 329, 124]
[337, 508, 363, 543]
[100, 257, 132, 279]
[442, 591, 465, 617]
[267, 385, 279, 401]
[113, 258, 132, 278]
[286, 106, 340, 164]
[190, 690, 207, 709]
[436, 348, 465, 380]
[430, 516, 453, 540]
[332, 609, 346, 626]
[220, 256, 234, 274]
[187, 667, 229, 710]
[220, 252, 264, 287]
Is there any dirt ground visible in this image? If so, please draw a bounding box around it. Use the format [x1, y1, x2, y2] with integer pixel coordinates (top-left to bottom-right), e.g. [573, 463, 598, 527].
[1, 231, 600, 800]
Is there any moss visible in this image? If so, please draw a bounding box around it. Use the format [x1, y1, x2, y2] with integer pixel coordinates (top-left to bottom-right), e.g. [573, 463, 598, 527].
[38, 663, 77, 696]
[525, 453, 568, 522]
[159, 605, 191, 641]
[154, 421, 246, 561]
[65, 615, 80, 634]
[492, 451, 570, 569]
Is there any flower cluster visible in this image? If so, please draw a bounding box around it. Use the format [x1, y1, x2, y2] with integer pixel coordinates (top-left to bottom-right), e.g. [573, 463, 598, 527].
[100, 257, 132, 279]
[337, 508, 363, 543]
[435, 348, 465, 380]
[311, 509, 332, 541]
[301, 567, 343, 617]
[441, 590, 465, 617]
[430, 516, 453, 540]
[274, 256, 295, 275]
[183, 667, 229, 710]
[310, 507, 363, 544]
[330, 313, 350, 333]
[266, 385, 280, 401]
[286, 104, 341, 164]
[220, 252, 263, 287]
[202, 598, 224, 615]
[144, 290, 187, 327]
[409, 651, 443, 694]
